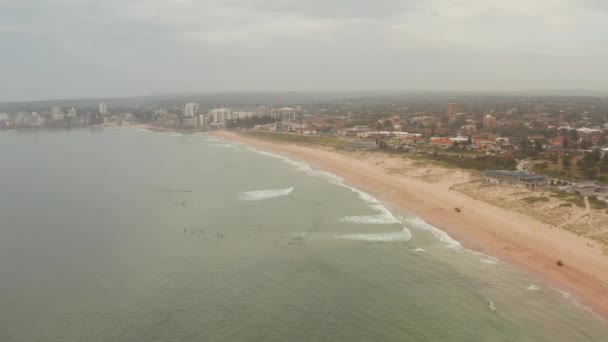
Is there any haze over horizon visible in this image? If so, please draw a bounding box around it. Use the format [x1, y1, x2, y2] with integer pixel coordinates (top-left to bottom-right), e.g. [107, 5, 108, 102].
[2, 0, 608, 102]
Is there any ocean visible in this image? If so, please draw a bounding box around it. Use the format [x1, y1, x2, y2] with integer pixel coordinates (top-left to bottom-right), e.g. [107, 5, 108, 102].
[0, 128, 607, 341]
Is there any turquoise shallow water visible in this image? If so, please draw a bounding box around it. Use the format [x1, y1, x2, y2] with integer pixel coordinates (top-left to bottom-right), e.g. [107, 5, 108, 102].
[0, 128, 607, 341]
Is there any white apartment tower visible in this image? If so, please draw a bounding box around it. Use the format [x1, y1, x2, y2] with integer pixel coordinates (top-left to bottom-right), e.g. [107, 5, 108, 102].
[99, 103, 107, 115]
[184, 103, 200, 117]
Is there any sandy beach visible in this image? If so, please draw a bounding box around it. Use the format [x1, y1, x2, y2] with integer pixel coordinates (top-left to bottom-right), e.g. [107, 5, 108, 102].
[211, 130, 608, 321]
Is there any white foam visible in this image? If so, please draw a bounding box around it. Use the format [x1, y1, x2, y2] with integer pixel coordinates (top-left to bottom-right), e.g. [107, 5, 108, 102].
[248, 148, 410, 234]
[238, 187, 294, 201]
[341, 228, 412, 242]
[413, 248, 425, 252]
[340, 214, 401, 225]
[489, 300, 496, 311]
[249, 149, 312, 171]
[471, 251, 500, 265]
[210, 143, 239, 149]
[336, 183, 404, 228]
[405, 216, 461, 249]
[549, 287, 607, 322]
[169, 133, 184, 137]
[481, 258, 499, 265]
[527, 285, 540, 291]
[553, 288, 572, 299]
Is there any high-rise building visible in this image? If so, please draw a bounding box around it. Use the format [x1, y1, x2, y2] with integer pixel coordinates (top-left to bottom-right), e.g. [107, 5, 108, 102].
[209, 108, 232, 125]
[198, 114, 209, 127]
[448, 102, 458, 123]
[68, 108, 77, 117]
[99, 103, 107, 115]
[483, 114, 497, 129]
[184, 103, 200, 117]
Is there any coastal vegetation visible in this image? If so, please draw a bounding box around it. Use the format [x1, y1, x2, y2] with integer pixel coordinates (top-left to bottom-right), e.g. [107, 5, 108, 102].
[244, 131, 518, 171]
[533, 149, 608, 184]
[522, 196, 550, 204]
[225, 116, 276, 129]
[455, 182, 608, 251]
[243, 131, 344, 148]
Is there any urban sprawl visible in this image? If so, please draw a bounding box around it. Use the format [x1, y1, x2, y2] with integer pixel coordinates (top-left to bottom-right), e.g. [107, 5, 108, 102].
[2, 97, 608, 203]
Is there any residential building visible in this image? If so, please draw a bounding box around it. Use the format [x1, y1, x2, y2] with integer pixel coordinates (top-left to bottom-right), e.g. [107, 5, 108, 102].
[448, 102, 458, 123]
[209, 108, 233, 125]
[51, 107, 64, 121]
[184, 103, 200, 117]
[461, 124, 477, 135]
[99, 103, 107, 115]
[270, 107, 296, 121]
[255, 106, 271, 117]
[483, 114, 497, 129]
[481, 170, 549, 189]
[572, 182, 596, 196]
[429, 137, 452, 147]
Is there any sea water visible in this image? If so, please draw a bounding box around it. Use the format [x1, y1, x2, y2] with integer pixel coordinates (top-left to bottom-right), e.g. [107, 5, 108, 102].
[0, 128, 607, 341]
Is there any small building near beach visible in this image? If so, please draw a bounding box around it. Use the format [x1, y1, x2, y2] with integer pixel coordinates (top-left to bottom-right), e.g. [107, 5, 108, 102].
[572, 182, 596, 196]
[481, 170, 549, 189]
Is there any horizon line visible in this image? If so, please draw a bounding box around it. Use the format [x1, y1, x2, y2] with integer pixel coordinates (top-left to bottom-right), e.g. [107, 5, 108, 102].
[2, 88, 608, 104]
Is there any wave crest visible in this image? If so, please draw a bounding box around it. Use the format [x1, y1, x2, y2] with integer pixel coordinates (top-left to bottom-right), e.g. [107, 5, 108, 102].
[238, 187, 294, 201]
[341, 228, 412, 242]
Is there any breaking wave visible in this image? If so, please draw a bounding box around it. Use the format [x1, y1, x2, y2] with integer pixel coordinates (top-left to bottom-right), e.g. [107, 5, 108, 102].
[340, 228, 412, 242]
[238, 187, 294, 201]
[338, 184, 402, 226]
[340, 214, 401, 225]
[404, 216, 461, 249]
[250, 149, 312, 171]
[471, 251, 500, 265]
[250, 148, 410, 233]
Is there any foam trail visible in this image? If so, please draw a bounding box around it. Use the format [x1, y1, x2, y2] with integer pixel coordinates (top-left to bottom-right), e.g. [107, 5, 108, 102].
[527, 285, 540, 291]
[340, 214, 400, 225]
[249, 148, 312, 171]
[471, 251, 500, 265]
[553, 288, 572, 299]
[413, 248, 425, 252]
[337, 184, 402, 225]
[481, 258, 499, 265]
[238, 187, 294, 201]
[405, 216, 461, 249]
[340, 228, 412, 242]
[550, 287, 606, 322]
[210, 143, 239, 149]
[248, 148, 409, 234]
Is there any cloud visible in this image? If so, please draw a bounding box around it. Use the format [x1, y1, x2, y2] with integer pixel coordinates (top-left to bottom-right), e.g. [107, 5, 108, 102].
[0, 0, 607, 101]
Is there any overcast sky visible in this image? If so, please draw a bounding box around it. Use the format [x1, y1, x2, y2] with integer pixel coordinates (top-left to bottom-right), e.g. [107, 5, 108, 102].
[1, 0, 607, 101]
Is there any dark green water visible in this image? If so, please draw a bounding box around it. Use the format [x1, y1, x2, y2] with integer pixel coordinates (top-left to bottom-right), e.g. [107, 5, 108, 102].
[0, 128, 607, 341]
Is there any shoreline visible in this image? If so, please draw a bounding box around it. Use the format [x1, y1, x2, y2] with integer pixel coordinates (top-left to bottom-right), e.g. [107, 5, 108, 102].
[209, 130, 608, 321]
